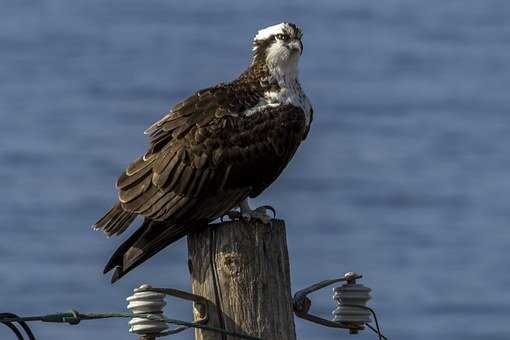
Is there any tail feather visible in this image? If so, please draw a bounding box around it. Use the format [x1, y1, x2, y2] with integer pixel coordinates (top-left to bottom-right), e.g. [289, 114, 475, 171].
[104, 219, 202, 283]
[93, 202, 136, 236]
[103, 219, 150, 274]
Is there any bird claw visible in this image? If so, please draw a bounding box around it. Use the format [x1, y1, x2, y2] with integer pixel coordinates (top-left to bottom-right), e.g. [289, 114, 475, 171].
[221, 205, 276, 225]
[242, 205, 276, 225]
[221, 210, 242, 222]
[259, 205, 276, 219]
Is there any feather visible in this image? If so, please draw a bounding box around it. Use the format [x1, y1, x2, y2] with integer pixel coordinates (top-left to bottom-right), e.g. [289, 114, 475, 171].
[153, 146, 178, 174]
[185, 166, 204, 197]
[117, 165, 152, 190]
[166, 162, 186, 190]
[158, 196, 192, 220]
[151, 194, 183, 220]
[218, 164, 232, 191]
[152, 149, 181, 188]
[126, 153, 156, 176]
[112, 214, 137, 236]
[121, 185, 160, 212]
[143, 192, 178, 218]
[93, 202, 136, 236]
[118, 175, 152, 203]
[94, 202, 123, 229]
[193, 168, 210, 197]
[175, 166, 194, 194]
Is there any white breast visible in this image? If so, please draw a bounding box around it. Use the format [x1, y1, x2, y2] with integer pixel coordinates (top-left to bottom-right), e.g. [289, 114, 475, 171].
[244, 77, 312, 127]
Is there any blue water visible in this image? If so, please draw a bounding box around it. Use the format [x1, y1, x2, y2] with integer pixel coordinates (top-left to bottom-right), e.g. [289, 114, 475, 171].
[2, 1, 510, 339]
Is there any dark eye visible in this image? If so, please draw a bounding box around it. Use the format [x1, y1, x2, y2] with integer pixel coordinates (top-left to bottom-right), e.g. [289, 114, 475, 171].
[275, 34, 289, 41]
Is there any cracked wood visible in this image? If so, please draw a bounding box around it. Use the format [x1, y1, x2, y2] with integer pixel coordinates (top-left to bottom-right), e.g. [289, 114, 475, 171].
[187, 219, 296, 340]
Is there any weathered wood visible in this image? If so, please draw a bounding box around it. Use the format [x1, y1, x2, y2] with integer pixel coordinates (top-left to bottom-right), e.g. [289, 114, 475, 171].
[187, 219, 296, 340]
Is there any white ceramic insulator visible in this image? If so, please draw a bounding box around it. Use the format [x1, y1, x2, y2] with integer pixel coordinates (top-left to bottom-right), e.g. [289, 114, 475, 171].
[126, 284, 169, 335]
[332, 283, 372, 325]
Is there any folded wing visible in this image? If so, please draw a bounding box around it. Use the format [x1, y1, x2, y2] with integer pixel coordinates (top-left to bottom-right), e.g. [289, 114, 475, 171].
[96, 85, 306, 236]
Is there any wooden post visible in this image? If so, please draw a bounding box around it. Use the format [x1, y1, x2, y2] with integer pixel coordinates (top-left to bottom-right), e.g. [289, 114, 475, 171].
[187, 219, 296, 340]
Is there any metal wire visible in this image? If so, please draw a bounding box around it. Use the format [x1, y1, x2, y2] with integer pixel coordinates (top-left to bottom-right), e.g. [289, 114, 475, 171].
[0, 313, 35, 340]
[293, 272, 388, 340]
[341, 305, 387, 340]
[0, 310, 260, 340]
[1, 320, 24, 340]
[1, 286, 386, 340]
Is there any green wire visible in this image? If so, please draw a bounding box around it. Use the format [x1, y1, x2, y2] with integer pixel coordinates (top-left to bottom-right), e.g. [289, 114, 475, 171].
[0, 311, 260, 340]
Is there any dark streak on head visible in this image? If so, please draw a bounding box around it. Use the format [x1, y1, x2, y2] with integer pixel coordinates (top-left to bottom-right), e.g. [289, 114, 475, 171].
[285, 22, 303, 40]
[251, 22, 303, 66]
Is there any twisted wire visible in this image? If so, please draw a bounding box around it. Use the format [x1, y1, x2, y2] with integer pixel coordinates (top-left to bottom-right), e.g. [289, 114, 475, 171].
[0, 311, 260, 340]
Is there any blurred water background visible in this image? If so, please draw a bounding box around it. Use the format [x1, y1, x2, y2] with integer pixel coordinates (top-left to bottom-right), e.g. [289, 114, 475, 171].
[2, 1, 510, 339]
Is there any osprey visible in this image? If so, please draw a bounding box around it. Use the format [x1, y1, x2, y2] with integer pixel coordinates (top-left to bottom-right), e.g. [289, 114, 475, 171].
[94, 22, 313, 283]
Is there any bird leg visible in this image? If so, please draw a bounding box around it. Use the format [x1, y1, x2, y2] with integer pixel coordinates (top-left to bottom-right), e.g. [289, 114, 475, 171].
[222, 199, 276, 224]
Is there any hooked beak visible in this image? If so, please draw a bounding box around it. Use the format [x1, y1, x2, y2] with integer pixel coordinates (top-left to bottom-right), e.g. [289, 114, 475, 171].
[288, 39, 303, 55]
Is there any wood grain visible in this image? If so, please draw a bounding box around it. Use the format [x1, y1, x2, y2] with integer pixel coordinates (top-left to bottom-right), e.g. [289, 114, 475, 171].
[187, 219, 296, 340]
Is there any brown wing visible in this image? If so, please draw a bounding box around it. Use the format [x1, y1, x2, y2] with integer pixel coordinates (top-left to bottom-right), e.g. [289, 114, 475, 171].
[112, 86, 307, 231]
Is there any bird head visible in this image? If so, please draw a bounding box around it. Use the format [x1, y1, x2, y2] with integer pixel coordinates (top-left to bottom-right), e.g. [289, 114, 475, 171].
[251, 22, 303, 77]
